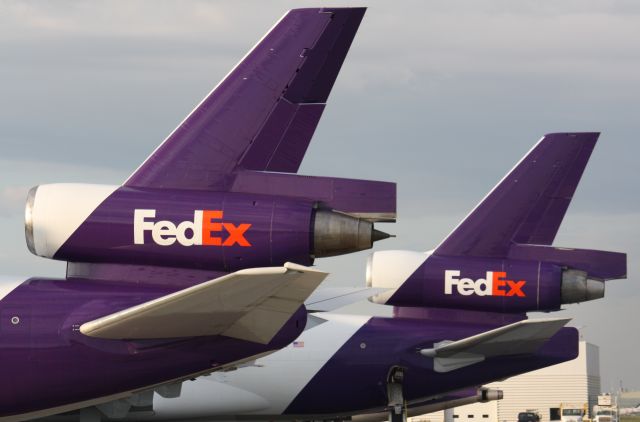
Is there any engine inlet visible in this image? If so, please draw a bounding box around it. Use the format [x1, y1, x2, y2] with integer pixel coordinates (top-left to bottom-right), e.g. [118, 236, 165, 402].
[25, 186, 38, 255]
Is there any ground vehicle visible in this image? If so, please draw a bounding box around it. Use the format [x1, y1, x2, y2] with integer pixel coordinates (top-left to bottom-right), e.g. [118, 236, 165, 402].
[560, 403, 588, 422]
[518, 411, 541, 422]
[593, 394, 618, 422]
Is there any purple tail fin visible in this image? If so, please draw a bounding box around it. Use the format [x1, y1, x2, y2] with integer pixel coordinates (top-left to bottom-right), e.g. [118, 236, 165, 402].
[435, 133, 599, 258]
[125, 8, 366, 190]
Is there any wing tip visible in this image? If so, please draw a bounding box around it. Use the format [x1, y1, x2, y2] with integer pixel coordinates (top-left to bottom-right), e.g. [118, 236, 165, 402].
[522, 317, 572, 326]
[235, 267, 288, 276]
[234, 263, 327, 276]
[79, 324, 90, 335]
[284, 262, 328, 275]
[79, 322, 98, 338]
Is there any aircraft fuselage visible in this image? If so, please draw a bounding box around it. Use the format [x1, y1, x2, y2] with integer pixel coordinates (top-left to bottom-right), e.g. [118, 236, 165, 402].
[0, 278, 306, 419]
[143, 312, 578, 420]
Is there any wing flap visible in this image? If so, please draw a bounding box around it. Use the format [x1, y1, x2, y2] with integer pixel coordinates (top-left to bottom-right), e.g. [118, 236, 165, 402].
[80, 263, 328, 343]
[420, 318, 571, 372]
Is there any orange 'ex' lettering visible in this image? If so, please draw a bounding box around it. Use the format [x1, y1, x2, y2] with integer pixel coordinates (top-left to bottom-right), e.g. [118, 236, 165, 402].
[492, 271, 526, 297]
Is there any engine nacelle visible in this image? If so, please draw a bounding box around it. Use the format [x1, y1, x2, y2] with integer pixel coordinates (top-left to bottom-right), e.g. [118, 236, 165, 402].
[366, 250, 428, 289]
[25, 184, 390, 272]
[366, 250, 606, 312]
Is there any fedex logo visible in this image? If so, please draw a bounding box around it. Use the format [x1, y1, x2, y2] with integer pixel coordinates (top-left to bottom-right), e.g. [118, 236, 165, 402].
[134, 209, 251, 247]
[444, 270, 526, 297]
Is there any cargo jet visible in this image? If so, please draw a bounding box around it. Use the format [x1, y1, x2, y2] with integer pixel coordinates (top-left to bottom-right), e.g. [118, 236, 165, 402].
[57, 133, 626, 421]
[0, 7, 395, 421]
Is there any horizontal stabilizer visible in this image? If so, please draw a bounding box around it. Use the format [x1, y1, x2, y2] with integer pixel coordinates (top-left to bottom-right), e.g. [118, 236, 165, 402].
[435, 133, 598, 258]
[80, 263, 328, 344]
[305, 287, 389, 312]
[231, 171, 396, 221]
[419, 318, 571, 372]
[509, 244, 627, 281]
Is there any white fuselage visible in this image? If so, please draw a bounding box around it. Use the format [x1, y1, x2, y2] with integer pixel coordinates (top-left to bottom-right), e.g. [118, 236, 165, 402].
[138, 313, 370, 420]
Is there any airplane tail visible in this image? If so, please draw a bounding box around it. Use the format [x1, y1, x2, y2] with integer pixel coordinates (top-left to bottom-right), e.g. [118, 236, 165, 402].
[435, 132, 598, 257]
[433, 132, 625, 280]
[29, 8, 395, 283]
[367, 133, 626, 312]
[125, 8, 367, 189]
[122, 6, 395, 221]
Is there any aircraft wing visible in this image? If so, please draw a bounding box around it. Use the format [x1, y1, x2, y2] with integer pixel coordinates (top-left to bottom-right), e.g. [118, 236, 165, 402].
[125, 8, 366, 190]
[80, 262, 327, 344]
[419, 318, 571, 372]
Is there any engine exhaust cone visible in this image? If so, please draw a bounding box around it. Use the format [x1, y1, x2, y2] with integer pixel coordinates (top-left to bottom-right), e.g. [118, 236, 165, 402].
[373, 229, 393, 242]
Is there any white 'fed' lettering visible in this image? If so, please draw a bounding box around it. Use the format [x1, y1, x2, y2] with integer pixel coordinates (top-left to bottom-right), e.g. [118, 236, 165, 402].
[445, 270, 493, 296]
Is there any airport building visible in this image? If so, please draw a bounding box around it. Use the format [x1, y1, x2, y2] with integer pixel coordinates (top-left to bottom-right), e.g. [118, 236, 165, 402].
[413, 342, 600, 422]
[618, 390, 640, 411]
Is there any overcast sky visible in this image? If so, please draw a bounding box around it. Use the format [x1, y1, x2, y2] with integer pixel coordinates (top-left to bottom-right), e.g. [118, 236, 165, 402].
[1, 0, 638, 391]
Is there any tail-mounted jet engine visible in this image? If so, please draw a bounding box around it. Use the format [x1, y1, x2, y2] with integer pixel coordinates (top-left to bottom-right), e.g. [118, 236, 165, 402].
[366, 249, 624, 312]
[25, 182, 394, 272]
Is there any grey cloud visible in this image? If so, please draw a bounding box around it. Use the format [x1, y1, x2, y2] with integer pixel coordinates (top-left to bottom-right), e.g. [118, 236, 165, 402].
[0, 186, 28, 217]
[0, 1, 239, 40]
[2, 0, 639, 172]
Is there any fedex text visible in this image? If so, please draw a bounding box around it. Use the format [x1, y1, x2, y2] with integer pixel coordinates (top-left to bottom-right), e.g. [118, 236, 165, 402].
[134, 209, 251, 247]
[444, 270, 526, 297]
